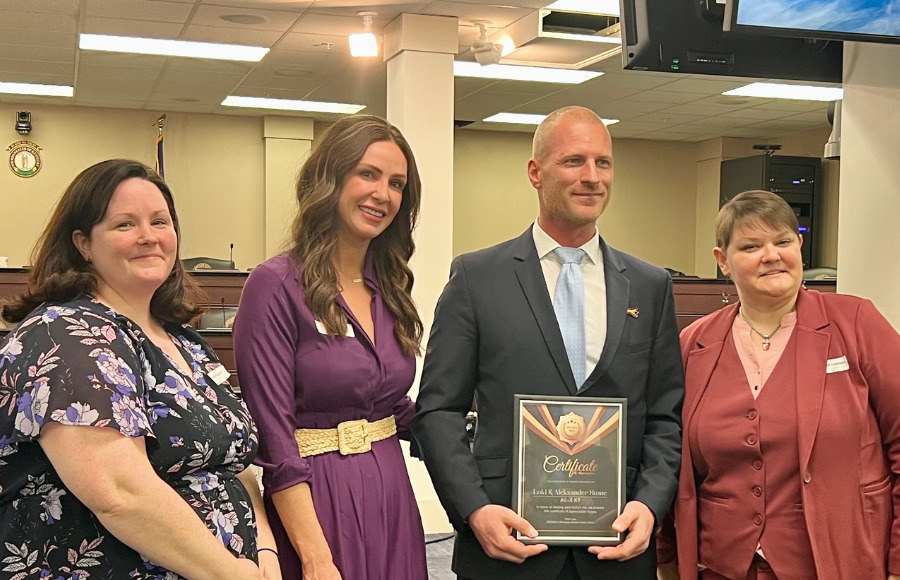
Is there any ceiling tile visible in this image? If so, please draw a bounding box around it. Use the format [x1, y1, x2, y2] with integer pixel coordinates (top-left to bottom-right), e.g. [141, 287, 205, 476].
[180, 24, 285, 45]
[85, 0, 195, 22]
[82, 17, 186, 38]
[719, 107, 799, 120]
[190, 4, 301, 31]
[0, 0, 78, 15]
[628, 90, 707, 104]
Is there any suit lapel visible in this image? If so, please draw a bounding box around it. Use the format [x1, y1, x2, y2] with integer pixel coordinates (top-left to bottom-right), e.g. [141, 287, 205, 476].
[583, 240, 627, 389]
[793, 290, 831, 472]
[511, 228, 578, 394]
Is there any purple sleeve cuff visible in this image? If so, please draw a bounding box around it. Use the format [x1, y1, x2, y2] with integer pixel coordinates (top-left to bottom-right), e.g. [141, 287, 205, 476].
[258, 453, 312, 494]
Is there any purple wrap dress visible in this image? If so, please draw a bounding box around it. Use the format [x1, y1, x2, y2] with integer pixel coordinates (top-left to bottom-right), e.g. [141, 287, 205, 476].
[233, 254, 427, 579]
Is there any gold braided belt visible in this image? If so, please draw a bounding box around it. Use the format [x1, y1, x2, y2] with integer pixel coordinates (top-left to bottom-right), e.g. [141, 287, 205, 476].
[294, 415, 397, 457]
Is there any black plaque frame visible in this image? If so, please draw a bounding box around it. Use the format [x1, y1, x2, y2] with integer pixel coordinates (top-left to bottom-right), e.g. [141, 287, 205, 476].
[511, 394, 627, 546]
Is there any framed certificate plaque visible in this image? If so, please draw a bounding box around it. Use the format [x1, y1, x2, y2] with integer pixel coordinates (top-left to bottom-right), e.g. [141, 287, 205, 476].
[511, 395, 627, 546]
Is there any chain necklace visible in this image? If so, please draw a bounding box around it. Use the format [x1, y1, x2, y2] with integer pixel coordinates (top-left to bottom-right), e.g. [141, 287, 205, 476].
[739, 307, 781, 351]
[338, 270, 363, 283]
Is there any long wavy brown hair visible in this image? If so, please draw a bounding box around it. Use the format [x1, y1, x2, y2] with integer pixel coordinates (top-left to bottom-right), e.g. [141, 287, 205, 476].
[2, 159, 201, 324]
[289, 115, 423, 355]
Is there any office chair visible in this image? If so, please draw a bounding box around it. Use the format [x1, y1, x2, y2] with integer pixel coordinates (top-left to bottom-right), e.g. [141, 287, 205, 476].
[181, 257, 236, 271]
[802, 267, 837, 280]
[198, 307, 238, 330]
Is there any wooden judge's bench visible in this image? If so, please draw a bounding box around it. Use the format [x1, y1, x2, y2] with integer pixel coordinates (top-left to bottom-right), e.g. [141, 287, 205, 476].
[0, 268, 836, 390]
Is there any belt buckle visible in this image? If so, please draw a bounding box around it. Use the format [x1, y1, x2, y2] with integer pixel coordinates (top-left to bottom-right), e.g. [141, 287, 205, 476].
[337, 419, 371, 455]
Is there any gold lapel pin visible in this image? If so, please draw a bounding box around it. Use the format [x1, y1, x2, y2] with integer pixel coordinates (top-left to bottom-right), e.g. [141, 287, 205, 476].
[627, 307, 639, 318]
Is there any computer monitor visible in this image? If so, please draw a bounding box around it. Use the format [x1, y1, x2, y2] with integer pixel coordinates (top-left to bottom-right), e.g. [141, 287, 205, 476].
[726, 0, 900, 45]
[620, 0, 842, 82]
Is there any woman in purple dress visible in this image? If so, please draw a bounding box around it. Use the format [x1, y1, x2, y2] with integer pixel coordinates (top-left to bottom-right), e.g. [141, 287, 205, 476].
[233, 115, 427, 579]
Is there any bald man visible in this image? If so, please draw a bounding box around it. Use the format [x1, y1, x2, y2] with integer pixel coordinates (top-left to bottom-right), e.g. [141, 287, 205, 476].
[412, 106, 684, 579]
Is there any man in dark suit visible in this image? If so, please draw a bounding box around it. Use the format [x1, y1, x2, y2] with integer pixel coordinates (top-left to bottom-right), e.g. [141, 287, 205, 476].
[411, 106, 684, 579]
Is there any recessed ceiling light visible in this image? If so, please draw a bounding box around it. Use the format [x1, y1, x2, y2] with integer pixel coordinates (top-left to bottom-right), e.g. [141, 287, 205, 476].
[222, 96, 365, 114]
[545, 0, 620, 16]
[79, 34, 269, 62]
[0, 81, 73, 97]
[453, 61, 602, 84]
[219, 14, 270, 25]
[483, 112, 619, 126]
[723, 82, 843, 102]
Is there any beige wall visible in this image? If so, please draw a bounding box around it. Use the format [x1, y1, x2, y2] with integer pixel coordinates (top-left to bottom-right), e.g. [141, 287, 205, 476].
[689, 128, 839, 276]
[2, 102, 837, 278]
[453, 129, 699, 273]
[1, 103, 266, 270]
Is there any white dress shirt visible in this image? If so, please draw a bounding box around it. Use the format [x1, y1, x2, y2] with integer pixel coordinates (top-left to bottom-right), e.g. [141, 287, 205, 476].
[532, 221, 607, 383]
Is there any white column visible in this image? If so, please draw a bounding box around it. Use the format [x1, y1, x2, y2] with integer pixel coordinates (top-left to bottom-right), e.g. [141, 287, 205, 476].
[836, 42, 900, 328]
[263, 116, 314, 259]
[384, 13, 458, 534]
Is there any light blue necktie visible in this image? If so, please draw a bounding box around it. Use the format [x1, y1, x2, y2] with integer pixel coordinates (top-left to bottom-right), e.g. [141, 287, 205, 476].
[553, 247, 587, 389]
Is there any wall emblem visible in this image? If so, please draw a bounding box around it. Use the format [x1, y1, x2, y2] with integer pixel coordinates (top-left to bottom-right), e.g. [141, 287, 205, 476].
[8, 140, 42, 178]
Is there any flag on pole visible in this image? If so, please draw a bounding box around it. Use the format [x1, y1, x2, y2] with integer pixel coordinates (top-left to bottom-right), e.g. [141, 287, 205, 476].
[155, 114, 166, 178]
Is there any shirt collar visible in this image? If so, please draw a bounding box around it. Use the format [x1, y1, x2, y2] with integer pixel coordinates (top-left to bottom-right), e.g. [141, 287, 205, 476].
[532, 220, 600, 265]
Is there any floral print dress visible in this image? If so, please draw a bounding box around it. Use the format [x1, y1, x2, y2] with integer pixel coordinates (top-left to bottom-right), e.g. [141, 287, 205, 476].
[0, 295, 259, 580]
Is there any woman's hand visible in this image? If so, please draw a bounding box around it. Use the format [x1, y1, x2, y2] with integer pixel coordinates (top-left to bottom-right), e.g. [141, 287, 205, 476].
[257, 549, 282, 580]
[301, 557, 342, 580]
[271, 483, 344, 580]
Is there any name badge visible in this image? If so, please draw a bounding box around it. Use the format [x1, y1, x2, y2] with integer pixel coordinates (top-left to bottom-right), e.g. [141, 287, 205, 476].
[826, 356, 850, 374]
[208, 364, 231, 385]
[315, 320, 355, 337]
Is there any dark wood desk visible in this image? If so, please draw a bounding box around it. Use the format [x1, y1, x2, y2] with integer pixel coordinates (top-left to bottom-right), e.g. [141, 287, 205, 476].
[0, 269, 250, 388]
[0, 270, 839, 378]
[671, 277, 835, 331]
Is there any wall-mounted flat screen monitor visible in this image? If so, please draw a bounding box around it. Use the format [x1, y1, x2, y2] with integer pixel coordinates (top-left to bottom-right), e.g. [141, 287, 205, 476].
[620, 0, 842, 83]
[728, 0, 900, 45]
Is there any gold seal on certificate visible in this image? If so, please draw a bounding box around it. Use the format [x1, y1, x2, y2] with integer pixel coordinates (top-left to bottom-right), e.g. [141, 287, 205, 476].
[511, 395, 626, 546]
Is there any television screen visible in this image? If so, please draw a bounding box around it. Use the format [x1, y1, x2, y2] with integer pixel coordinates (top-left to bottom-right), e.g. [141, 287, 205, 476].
[730, 0, 900, 44]
[620, 0, 842, 83]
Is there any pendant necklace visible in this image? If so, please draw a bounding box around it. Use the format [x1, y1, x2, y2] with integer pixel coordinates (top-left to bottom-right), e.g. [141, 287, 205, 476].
[339, 270, 364, 283]
[739, 307, 781, 351]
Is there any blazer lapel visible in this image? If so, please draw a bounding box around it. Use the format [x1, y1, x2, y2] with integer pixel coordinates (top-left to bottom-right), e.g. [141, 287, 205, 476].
[682, 304, 736, 427]
[511, 228, 578, 394]
[793, 289, 831, 472]
[584, 240, 627, 389]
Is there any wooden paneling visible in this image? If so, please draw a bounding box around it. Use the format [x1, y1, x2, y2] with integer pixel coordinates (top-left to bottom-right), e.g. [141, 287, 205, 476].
[671, 278, 835, 331]
[0, 270, 840, 369]
[0, 269, 248, 389]
[188, 271, 249, 307]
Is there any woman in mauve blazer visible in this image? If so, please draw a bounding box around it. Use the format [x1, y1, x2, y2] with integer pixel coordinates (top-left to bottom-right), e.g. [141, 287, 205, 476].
[658, 190, 900, 580]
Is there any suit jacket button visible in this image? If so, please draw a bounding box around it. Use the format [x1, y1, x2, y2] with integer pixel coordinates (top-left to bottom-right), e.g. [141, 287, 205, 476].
[803, 470, 812, 483]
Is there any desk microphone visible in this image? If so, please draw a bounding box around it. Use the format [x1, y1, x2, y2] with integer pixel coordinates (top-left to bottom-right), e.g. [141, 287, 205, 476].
[229, 243, 234, 269]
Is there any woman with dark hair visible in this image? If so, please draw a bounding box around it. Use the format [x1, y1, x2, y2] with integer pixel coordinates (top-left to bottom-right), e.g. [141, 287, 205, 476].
[233, 114, 427, 579]
[0, 159, 279, 579]
[658, 190, 900, 580]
